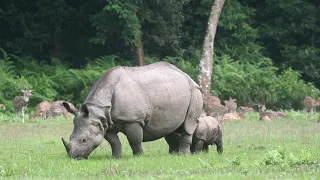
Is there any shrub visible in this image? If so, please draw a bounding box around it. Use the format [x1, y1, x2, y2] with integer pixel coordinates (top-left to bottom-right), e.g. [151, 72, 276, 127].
[262, 147, 318, 167]
[263, 147, 287, 166]
[274, 68, 319, 110]
[212, 55, 319, 109]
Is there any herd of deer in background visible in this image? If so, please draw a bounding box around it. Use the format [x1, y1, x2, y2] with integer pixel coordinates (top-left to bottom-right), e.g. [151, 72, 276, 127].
[203, 95, 320, 123]
[0, 88, 76, 123]
[0, 88, 320, 123]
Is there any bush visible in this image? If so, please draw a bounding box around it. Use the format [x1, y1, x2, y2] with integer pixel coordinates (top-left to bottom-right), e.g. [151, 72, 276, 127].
[263, 147, 287, 166]
[211, 55, 319, 109]
[262, 147, 318, 167]
[274, 68, 319, 110]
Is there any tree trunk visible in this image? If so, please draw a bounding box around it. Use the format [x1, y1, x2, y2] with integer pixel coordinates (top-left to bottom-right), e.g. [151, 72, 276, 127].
[134, 35, 145, 66]
[198, 0, 225, 101]
[133, 12, 145, 66]
[51, 38, 63, 60]
[50, 28, 64, 60]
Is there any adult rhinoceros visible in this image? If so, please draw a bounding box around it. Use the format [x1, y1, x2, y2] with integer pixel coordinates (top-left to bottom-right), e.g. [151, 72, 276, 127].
[62, 61, 203, 159]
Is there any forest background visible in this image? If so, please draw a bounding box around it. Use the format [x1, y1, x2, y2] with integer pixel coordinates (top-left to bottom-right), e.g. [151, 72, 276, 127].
[0, 0, 320, 111]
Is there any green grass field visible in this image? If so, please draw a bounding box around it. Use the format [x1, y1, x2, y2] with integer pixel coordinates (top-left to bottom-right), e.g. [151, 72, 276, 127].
[0, 111, 320, 179]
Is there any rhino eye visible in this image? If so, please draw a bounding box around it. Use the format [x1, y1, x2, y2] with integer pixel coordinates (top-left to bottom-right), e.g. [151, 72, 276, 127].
[81, 138, 87, 143]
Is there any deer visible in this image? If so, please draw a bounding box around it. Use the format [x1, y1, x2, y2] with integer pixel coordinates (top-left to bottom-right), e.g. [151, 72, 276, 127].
[0, 104, 5, 110]
[255, 103, 287, 120]
[30, 101, 53, 120]
[203, 95, 221, 111]
[267, 109, 288, 119]
[223, 106, 254, 121]
[203, 95, 226, 122]
[224, 97, 237, 113]
[256, 104, 272, 122]
[205, 101, 228, 123]
[206, 95, 221, 104]
[13, 88, 32, 123]
[48, 100, 76, 120]
[303, 96, 320, 116]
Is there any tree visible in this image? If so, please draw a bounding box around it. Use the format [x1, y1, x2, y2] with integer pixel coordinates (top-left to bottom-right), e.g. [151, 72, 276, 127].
[198, 0, 225, 101]
[134, 32, 145, 66]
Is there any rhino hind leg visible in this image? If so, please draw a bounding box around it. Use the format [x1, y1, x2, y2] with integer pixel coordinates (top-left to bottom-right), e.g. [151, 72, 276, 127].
[180, 88, 203, 154]
[164, 132, 180, 154]
[178, 133, 193, 154]
[123, 122, 144, 156]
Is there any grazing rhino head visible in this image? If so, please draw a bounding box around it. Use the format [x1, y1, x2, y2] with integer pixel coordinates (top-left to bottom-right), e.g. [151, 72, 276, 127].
[61, 102, 108, 159]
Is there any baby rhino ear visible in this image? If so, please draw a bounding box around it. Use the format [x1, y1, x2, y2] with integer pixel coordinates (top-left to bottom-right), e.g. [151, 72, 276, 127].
[63, 102, 77, 115]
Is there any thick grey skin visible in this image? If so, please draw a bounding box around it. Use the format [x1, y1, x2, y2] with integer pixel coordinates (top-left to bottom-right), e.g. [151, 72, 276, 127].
[190, 116, 223, 154]
[62, 62, 203, 159]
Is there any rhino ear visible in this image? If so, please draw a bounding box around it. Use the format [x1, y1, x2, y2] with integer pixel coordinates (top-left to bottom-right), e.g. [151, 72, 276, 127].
[81, 104, 89, 117]
[63, 102, 77, 115]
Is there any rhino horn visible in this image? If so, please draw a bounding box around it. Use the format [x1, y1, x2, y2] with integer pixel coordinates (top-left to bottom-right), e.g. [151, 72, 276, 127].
[61, 138, 70, 153]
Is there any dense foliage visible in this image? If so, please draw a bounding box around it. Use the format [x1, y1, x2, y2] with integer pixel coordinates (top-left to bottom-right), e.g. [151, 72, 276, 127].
[0, 0, 319, 110]
[0, 50, 318, 111]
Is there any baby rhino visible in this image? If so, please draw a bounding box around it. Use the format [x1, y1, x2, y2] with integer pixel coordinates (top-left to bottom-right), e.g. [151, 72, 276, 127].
[191, 116, 223, 154]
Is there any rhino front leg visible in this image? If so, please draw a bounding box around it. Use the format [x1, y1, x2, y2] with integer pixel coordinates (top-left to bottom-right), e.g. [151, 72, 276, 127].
[123, 122, 143, 156]
[192, 139, 205, 154]
[203, 144, 209, 153]
[105, 132, 122, 158]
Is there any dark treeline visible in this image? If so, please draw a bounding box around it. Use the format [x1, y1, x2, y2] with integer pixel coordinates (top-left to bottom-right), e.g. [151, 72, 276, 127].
[0, 0, 319, 110]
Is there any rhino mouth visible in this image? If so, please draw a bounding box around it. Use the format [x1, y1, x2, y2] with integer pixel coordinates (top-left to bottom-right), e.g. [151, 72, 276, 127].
[62, 138, 92, 160]
[71, 155, 89, 160]
[69, 149, 92, 160]
[69, 150, 91, 160]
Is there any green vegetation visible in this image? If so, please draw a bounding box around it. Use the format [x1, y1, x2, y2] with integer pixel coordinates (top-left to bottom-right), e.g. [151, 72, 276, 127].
[0, 112, 319, 179]
[1, 50, 318, 111]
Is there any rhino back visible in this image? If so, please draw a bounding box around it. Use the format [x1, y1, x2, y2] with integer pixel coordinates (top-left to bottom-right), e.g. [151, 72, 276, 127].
[84, 66, 126, 107]
[112, 63, 193, 139]
[194, 116, 220, 144]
